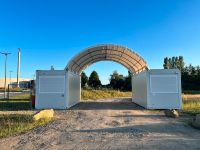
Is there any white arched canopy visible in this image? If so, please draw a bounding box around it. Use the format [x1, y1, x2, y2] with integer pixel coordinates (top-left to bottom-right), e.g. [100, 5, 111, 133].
[66, 44, 148, 74]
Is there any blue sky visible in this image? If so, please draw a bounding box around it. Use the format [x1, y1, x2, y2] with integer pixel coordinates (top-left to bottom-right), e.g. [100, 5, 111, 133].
[0, 0, 200, 84]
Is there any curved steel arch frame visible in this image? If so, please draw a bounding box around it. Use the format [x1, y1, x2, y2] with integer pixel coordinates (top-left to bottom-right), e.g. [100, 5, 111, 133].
[63, 44, 149, 108]
[66, 44, 148, 74]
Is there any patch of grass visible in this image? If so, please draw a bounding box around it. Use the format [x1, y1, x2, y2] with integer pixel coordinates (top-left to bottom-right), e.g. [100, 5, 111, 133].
[81, 89, 132, 100]
[0, 88, 23, 92]
[0, 93, 51, 138]
[182, 94, 200, 115]
[0, 114, 51, 138]
[0, 93, 31, 111]
[9, 93, 30, 99]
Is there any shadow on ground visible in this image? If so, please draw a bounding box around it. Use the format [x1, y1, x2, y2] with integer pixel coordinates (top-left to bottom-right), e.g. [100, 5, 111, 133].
[0, 100, 31, 111]
[74, 122, 199, 135]
[70, 101, 144, 110]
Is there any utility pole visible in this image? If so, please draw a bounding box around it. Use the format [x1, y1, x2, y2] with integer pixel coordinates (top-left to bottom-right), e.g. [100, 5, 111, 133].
[0, 52, 11, 99]
[9, 71, 13, 84]
[17, 48, 20, 88]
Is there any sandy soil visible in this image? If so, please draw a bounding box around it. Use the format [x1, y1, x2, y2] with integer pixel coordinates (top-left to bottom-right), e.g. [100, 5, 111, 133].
[0, 98, 200, 150]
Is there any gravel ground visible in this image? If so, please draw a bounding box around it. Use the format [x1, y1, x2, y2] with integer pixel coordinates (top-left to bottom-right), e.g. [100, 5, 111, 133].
[0, 98, 200, 150]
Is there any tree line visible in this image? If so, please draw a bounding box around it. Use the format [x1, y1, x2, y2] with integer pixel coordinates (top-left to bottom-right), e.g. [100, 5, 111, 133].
[82, 56, 200, 92]
[163, 56, 200, 91]
[81, 70, 132, 91]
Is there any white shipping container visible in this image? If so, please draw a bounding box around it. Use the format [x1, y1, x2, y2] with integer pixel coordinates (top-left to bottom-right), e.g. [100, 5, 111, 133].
[36, 70, 81, 109]
[132, 69, 182, 109]
[36, 70, 67, 109]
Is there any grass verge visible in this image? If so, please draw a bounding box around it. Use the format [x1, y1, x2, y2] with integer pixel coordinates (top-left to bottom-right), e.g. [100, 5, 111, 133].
[182, 94, 200, 115]
[0, 93, 31, 111]
[9, 93, 30, 99]
[0, 92, 51, 139]
[0, 88, 23, 92]
[0, 114, 51, 138]
[81, 89, 132, 100]
[0, 99, 31, 111]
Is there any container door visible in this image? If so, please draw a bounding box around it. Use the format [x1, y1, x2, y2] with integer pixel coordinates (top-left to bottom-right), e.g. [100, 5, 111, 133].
[148, 73, 181, 109]
[36, 71, 67, 109]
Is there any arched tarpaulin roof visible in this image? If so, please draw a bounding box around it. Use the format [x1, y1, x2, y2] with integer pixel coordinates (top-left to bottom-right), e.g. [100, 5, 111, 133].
[66, 44, 148, 75]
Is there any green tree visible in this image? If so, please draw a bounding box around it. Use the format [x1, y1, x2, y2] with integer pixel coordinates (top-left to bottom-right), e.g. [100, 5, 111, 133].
[171, 57, 176, 68]
[109, 71, 124, 90]
[109, 71, 132, 90]
[110, 71, 119, 87]
[163, 56, 184, 71]
[178, 56, 184, 72]
[175, 56, 179, 68]
[81, 72, 88, 88]
[163, 56, 200, 91]
[88, 71, 101, 88]
[197, 66, 200, 76]
[163, 57, 170, 69]
[123, 71, 132, 91]
[168, 58, 172, 68]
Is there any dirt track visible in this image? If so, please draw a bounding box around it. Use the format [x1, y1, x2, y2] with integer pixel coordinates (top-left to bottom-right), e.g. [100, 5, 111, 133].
[0, 98, 200, 150]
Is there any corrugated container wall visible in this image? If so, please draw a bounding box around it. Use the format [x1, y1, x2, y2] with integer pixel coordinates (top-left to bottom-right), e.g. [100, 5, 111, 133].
[66, 71, 81, 108]
[132, 69, 182, 109]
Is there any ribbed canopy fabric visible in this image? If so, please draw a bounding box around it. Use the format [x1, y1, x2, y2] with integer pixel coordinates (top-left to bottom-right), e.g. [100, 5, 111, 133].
[66, 44, 148, 74]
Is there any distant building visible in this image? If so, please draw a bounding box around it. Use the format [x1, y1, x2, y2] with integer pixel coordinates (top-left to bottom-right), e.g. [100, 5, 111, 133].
[0, 78, 31, 88]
